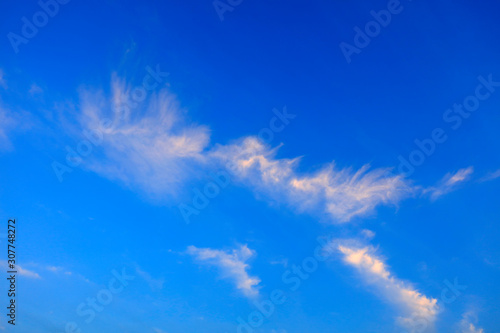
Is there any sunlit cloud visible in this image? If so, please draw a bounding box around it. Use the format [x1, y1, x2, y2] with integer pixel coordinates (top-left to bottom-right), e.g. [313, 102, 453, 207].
[76, 76, 210, 198]
[44, 265, 91, 283]
[212, 137, 413, 222]
[0, 261, 40, 279]
[0, 106, 17, 151]
[479, 169, 500, 183]
[29, 83, 43, 96]
[328, 240, 438, 329]
[425, 167, 474, 200]
[153, 329, 167, 333]
[17, 266, 41, 279]
[134, 264, 165, 291]
[0, 69, 6, 88]
[186, 244, 261, 298]
[460, 311, 484, 333]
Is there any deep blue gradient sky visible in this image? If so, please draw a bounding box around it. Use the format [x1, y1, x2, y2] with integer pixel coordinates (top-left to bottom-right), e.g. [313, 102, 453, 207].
[1, 0, 500, 332]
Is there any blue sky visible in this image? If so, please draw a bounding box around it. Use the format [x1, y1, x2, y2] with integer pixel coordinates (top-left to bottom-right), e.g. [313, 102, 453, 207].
[1, 0, 500, 332]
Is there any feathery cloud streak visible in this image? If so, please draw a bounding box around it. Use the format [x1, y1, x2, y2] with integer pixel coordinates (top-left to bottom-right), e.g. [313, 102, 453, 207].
[186, 245, 261, 298]
[212, 137, 414, 222]
[328, 240, 438, 329]
[460, 311, 485, 333]
[426, 167, 474, 200]
[76, 76, 210, 197]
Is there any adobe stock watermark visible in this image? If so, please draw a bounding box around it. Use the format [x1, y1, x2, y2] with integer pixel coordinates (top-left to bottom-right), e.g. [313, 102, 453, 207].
[178, 106, 296, 224]
[7, 0, 71, 54]
[64, 267, 135, 333]
[397, 74, 500, 177]
[339, 0, 408, 64]
[236, 236, 335, 333]
[400, 277, 467, 333]
[213, 0, 243, 21]
[51, 65, 169, 182]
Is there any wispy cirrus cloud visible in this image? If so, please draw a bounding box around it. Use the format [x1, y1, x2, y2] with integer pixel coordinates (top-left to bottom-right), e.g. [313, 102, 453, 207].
[460, 311, 484, 333]
[0, 69, 6, 88]
[0, 106, 17, 151]
[186, 244, 261, 298]
[0, 72, 34, 151]
[425, 167, 474, 201]
[18, 266, 41, 279]
[327, 240, 438, 329]
[76, 76, 210, 198]
[71, 76, 481, 225]
[29, 83, 43, 96]
[46, 265, 68, 273]
[1, 261, 41, 279]
[0, 70, 15, 150]
[152, 329, 167, 333]
[70, 76, 417, 223]
[72, 81, 416, 222]
[45, 265, 90, 283]
[212, 137, 414, 222]
[134, 264, 165, 291]
[479, 169, 500, 183]
[461, 322, 484, 333]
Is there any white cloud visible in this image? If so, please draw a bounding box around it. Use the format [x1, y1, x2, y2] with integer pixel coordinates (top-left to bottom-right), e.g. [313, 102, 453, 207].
[461, 323, 484, 333]
[0, 94, 33, 152]
[426, 167, 474, 200]
[17, 266, 41, 279]
[46, 265, 73, 275]
[134, 264, 164, 291]
[44, 265, 91, 283]
[270, 257, 289, 268]
[186, 245, 260, 298]
[0, 69, 6, 88]
[212, 137, 413, 222]
[46, 266, 63, 272]
[0, 261, 41, 279]
[74, 76, 483, 225]
[153, 328, 167, 333]
[73, 78, 414, 220]
[330, 240, 438, 330]
[77, 77, 210, 198]
[0, 107, 16, 150]
[460, 312, 484, 333]
[479, 169, 500, 183]
[29, 83, 43, 96]
[360, 229, 376, 240]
